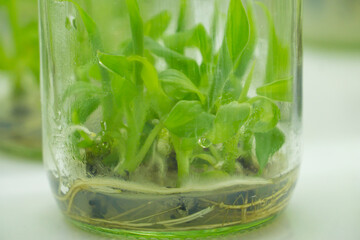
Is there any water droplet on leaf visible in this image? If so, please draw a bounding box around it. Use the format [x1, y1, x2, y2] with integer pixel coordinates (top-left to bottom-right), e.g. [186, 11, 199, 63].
[65, 16, 77, 30]
[198, 137, 212, 148]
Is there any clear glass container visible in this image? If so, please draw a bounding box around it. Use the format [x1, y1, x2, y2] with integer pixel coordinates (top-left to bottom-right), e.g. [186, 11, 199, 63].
[39, 0, 302, 237]
[0, 0, 42, 158]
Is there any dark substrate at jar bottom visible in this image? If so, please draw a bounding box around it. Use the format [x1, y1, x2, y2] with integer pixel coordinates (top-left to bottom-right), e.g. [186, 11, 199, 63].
[50, 168, 298, 238]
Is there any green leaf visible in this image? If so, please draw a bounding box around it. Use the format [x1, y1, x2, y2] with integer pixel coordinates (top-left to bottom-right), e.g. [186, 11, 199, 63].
[235, 0, 257, 78]
[62, 81, 103, 103]
[144, 37, 201, 85]
[208, 40, 232, 108]
[159, 69, 205, 103]
[208, 0, 250, 108]
[62, 0, 103, 51]
[98, 52, 130, 78]
[61, 82, 104, 123]
[176, 0, 188, 32]
[211, 102, 251, 144]
[165, 101, 203, 129]
[164, 30, 191, 53]
[126, 0, 144, 56]
[226, 0, 249, 64]
[192, 25, 213, 63]
[238, 61, 256, 102]
[128, 55, 172, 115]
[256, 78, 293, 102]
[257, 2, 291, 83]
[72, 97, 101, 124]
[165, 101, 214, 138]
[111, 75, 137, 107]
[99, 51, 171, 115]
[64, 0, 113, 121]
[176, 112, 215, 138]
[164, 24, 212, 63]
[128, 56, 161, 92]
[144, 10, 171, 39]
[247, 97, 280, 133]
[255, 127, 285, 171]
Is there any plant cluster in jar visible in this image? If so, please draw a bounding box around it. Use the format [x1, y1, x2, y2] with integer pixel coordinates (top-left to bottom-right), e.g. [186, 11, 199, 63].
[59, 0, 292, 187]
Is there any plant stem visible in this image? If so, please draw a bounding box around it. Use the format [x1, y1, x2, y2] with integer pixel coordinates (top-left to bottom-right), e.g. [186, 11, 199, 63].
[172, 136, 190, 187]
[238, 61, 256, 102]
[115, 0, 148, 175]
[133, 123, 164, 170]
[176, 150, 190, 187]
[126, 0, 144, 87]
[118, 102, 143, 173]
[209, 145, 222, 163]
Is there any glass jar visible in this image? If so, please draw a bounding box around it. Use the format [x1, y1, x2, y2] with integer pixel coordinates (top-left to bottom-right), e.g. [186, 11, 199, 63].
[40, 0, 302, 237]
[0, 0, 42, 158]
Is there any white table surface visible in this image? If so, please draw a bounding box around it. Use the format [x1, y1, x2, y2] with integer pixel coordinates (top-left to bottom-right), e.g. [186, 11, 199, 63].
[1, 49, 360, 240]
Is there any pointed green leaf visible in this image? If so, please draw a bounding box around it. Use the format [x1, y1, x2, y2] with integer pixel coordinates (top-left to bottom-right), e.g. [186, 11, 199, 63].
[247, 96, 280, 133]
[144, 10, 171, 39]
[62, 81, 103, 103]
[72, 97, 101, 124]
[164, 24, 212, 62]
[126, 0, 144, 56]
[176, 112, 215, 138]
[226, 0, 249, 64]
[63, 0, 113, 121]
[144, 37, 201, 85]
[176, 0, 188, 32]
[111, 75, 137, 107]
[258, 2, 291, 83]
[256, 79, 293, 102]
[128, 55, 172, 115]
[255, 127, 285, 171]
[61, 82, 104, 123]
[208, 0, 250, 108]
[235, 0, 257, 78]
[98, 52, 171, 114]
[62, 0, 102, 51]
[165, 101, 203, 129]
[211, 102, 251, 144]
[98, 52, 130, 78]
[165, 101, 214, 138]
[128, 55, 161, 93]
[159, 69, 205, 103]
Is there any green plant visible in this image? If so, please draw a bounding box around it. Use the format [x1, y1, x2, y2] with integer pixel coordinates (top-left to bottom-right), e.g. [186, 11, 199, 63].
[60, 0, 292, 186]
[0, 0, 39, 95]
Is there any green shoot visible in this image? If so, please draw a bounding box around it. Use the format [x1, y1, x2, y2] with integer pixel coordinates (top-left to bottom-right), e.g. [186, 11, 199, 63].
[60, 0, 293, 186]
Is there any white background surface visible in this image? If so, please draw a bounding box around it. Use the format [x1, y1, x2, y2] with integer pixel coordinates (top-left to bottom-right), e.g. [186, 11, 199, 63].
[1, 49, 360, 240]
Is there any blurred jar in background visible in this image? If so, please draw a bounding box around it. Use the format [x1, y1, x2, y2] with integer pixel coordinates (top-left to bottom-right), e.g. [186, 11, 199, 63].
[303, 0, 360, 49]
[0, 0, 41, 158]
